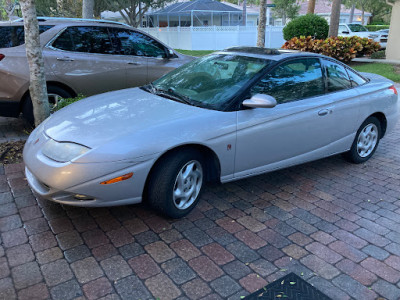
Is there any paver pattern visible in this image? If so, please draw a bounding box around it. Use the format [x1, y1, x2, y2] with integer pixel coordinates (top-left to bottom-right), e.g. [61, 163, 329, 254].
[0, 117, 29, 143]
[0, 119, 400, 300]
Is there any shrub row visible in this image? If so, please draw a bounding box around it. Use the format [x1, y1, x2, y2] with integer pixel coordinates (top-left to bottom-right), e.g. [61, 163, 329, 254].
[282, 36, 381, 63]
[365, 25, 390, 32]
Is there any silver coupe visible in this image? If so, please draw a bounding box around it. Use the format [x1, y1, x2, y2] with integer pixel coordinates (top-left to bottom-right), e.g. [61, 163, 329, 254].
[23, 47, 399, 218]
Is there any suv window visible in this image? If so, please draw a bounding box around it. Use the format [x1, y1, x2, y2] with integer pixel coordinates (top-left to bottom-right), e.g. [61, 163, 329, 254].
[339, 25, 348, 33]
[348, 24, 368, 32]
[251, 58, 325, 104]
[324, 60, 352, 92]
[110, 28, 166, 58]
[0, 25, 53, 48]
[52, 26, 113, 54]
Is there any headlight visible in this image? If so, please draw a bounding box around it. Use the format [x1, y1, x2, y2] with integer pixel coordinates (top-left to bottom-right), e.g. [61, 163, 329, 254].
[368, 34, 379, 39]
[42, 139, 90, 162]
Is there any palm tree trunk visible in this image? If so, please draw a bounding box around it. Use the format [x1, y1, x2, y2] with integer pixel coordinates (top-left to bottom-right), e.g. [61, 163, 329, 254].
[361, 8, 365, 25]
[20, 0, 50, 126]
[82, 0, 94, 18]
[257, 0, 266, 47]
[242, 0, 247, 26]
[328, 0, 341, 37]
[349, 4, 355, 22]
[307, 0, 316, 14]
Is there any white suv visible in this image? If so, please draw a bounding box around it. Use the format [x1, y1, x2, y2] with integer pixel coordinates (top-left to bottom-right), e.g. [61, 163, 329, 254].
[338, 23, 387, 48]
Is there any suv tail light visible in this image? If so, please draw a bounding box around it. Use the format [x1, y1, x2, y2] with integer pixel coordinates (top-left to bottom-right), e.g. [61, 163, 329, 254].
[0, 54, 4, 61]
[389, 85, 398, 95]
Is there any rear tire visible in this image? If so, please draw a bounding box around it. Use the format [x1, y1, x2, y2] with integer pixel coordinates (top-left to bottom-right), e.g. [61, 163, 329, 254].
[22, 86, 72, 127]
[343, 116, 381, 164]
[147, 150, 205, 218]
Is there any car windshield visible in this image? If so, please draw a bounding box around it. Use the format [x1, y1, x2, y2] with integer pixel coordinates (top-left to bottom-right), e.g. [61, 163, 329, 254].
[348, 24, 368, 32]
[150, 54, 270, 110]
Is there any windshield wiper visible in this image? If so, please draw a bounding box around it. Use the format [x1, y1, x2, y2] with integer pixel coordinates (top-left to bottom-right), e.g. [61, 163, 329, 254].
[153, 85, 193, 105]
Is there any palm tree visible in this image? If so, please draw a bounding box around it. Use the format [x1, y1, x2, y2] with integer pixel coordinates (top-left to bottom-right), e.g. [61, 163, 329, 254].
[307, 0, 316, 14]
[20, 0, 50, 126]
[82, 0, 94, 18]
[257, 0, 266, 47]
[328, 0, 341, 37]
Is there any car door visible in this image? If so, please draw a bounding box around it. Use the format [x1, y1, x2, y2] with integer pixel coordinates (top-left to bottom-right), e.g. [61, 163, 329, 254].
[234, 57, 358, 178]
[108, 28, 149, 87]
[321, 59, 361, 143]
[138, 33, 180, 83]
[44, 26, 127, 96]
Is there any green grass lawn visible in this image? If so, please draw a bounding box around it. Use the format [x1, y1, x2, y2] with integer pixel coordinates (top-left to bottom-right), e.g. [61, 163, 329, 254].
[175, 49, 214, 57]
[351, 63, 400, 83]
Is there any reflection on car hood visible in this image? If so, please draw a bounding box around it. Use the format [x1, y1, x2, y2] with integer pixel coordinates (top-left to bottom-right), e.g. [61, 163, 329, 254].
[44, 88, 206, 148]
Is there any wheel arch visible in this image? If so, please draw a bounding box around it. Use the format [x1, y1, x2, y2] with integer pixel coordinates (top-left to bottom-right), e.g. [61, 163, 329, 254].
[19, 81, 77, 112]
[143, 144, 221, 201]
[368, 112, 387, 138]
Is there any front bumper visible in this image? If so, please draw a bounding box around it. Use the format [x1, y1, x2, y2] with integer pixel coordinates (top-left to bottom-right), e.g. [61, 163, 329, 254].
[23, 131, 155, 207]
[24, 161, 151, 207]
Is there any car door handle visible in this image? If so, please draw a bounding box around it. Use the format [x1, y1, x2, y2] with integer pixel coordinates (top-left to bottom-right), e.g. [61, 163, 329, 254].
[127, 62, 140, 65]
[318, 109, 329, 116]
[56, 57, 74, 62]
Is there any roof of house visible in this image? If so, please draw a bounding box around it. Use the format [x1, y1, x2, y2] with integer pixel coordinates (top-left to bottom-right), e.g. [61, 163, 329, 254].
[298, 0, 372, 16]
[151, 0, 241, 15]
[222, 2, 260, 14]
[221, 0, 372, 17]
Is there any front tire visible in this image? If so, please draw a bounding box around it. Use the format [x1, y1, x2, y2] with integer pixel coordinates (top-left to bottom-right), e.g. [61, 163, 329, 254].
[147, 150, 205, 218]
[343, 116, 381, 164]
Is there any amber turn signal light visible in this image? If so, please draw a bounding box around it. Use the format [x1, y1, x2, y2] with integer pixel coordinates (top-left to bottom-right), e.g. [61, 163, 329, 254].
[100, 172, 133, 185]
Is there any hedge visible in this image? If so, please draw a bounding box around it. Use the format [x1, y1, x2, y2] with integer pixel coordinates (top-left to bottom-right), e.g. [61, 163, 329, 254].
[282, 36, 381, 63]
[365, 25, 390, 32]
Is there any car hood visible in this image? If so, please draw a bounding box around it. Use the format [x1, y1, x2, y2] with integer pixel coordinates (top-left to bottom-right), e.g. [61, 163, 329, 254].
[44, 88, 213, 149]
[353, 32, 371, 38]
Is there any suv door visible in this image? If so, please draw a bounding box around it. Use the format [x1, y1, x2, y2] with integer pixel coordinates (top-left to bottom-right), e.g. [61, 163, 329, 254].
[235, 58, 355, 177]
[44, 26, 127, 96]
[110, 29, 174, 85]
[108, 28, 149, 87]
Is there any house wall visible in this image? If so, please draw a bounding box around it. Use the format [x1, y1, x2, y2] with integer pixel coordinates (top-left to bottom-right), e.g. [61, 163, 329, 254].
[142, 26, 285, 50]
[386, 1, 400, 60]
[273, 13, 370, 26]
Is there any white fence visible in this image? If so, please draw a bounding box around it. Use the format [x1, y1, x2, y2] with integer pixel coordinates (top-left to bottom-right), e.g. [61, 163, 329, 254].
[141, 26, 285, 50]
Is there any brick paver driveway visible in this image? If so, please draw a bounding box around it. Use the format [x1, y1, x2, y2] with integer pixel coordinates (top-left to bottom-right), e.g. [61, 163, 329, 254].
[1, 121, 400, 300]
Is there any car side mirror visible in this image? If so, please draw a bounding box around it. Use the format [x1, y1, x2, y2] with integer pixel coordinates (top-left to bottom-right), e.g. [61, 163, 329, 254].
[242, 94, 277, 108]
[165, 48, 175, 59]
[342, 31, 350, 34]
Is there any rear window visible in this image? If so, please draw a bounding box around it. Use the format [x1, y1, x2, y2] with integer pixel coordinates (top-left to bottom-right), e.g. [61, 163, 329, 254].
[0, 25, 54, 48]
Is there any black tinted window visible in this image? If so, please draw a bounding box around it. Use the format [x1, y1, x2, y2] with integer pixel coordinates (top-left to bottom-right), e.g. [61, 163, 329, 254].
[347, 69, 367, 87]
[325, 60, 352, 92]
[251, 58, 325, 103]
[52, 26, 113, 54]
[0, 25, 53, 48]
[110, 28, 166, 57]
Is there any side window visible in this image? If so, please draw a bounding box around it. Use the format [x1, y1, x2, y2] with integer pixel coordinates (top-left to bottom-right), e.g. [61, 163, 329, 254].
[52, 26, 113, 54]
[110, 28, 166, 58]
[339, 25, 348, 33]
[251, 58, 325, 104]
[324, 60, 352, 92]
[347, 68, 367, 87]
[0, 25, 53, 48]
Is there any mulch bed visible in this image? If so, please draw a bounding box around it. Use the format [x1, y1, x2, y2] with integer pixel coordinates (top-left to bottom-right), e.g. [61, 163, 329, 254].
[0, 141, 25, 164]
